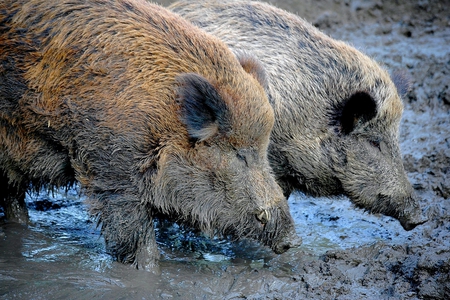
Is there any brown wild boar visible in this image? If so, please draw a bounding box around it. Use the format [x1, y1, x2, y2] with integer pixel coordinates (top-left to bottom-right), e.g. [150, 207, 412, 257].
[0, 0, 300, 270]
[170, 0, 427, 230]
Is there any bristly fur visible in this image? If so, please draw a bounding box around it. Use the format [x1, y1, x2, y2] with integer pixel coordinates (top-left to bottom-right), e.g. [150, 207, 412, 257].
[0, 0, 298, 270]
[170, 0, 426, 230]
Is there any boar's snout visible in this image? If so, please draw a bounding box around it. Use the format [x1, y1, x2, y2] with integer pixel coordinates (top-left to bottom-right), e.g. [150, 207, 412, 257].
[377, 194, 428, 231]
[259, 206, 302, 254]
[400, 216, 427, 231]
[272, 231, 302, 254]
[398, 202, 428, 231]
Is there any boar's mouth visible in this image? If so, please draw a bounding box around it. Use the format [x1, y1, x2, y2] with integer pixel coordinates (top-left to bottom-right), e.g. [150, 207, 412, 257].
[375, 194, 428, 231]
[208, 207, 301, 254]
[252, 207, 301, 254]
[155, 207, 300, 255]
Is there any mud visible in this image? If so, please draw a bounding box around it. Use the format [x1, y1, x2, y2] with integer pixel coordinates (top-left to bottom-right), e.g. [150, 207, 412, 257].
[1, 0, 449, 299]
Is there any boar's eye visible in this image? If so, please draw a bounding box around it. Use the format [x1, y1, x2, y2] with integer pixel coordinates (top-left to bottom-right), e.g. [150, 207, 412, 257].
[236, 152, 249, 167]
[369, 140, 381, 151]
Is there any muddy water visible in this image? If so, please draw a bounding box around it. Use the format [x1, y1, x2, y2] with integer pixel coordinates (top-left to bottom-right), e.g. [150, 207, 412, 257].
[0, 186, 411, 299]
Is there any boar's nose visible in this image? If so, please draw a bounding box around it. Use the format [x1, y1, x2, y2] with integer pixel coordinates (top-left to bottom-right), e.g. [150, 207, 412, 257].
[398, 196, 428, 231]
[255, 209, 271, 225]
[273, 232, 302, 254]
[399, 213, 428, 231]
[378, 194, 428, 231]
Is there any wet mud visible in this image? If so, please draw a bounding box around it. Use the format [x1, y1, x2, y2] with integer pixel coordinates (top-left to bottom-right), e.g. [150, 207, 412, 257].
[1, 0, 449, 299]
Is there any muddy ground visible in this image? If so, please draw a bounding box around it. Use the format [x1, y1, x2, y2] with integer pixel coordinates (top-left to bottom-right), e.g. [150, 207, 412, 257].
[1, 0, 449, 299]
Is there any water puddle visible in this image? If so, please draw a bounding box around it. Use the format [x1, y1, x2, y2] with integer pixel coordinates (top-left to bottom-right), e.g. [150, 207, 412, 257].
[0, 180, 414, 299]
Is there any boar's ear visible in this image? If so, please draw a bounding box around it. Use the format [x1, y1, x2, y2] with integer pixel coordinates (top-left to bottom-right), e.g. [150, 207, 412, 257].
[235, 51, 268, 90]
[391, 69, 412, 98]
[176, 73, 230, 141]
[336, 92, 377, 134]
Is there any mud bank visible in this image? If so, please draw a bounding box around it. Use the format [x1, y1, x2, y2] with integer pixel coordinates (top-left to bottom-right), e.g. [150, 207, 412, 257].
[1, 0, 449, 299]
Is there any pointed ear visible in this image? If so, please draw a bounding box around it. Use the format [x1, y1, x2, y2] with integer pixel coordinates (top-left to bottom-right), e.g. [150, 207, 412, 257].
[391, 69, 412, 98]
[235, 51, 268, 90]
[336, 92, 377, 134]
[176, 73, 230, 141]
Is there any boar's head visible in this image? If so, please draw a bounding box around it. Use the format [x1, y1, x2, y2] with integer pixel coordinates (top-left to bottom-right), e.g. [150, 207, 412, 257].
[329, 84, 427, 231]
[151, 63, 300, 254]
[269, 44, 427, 231]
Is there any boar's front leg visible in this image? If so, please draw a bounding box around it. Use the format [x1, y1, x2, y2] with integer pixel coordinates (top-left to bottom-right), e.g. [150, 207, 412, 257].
[89, 195, 159, 272]
[0, 172, 29, 224]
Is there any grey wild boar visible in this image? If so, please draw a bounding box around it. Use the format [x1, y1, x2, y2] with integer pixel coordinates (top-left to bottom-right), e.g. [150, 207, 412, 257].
[0, 0, 299, 270]
[170, 0, 427, 230]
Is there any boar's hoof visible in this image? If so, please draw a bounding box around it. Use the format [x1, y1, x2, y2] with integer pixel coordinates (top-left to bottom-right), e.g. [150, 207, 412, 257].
[273, 233, 302, 254]
[132, 242, 161, 274]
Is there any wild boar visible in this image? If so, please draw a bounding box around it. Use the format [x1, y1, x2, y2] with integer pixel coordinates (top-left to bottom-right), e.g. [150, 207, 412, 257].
[0, 0, 299, 270]
[170, 0, 427, 230]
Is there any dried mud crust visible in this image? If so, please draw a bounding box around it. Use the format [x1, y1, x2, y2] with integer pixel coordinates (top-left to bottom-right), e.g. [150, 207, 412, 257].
[302, 1, 450, 298]
[155, 0, 450, 299]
